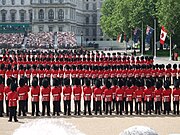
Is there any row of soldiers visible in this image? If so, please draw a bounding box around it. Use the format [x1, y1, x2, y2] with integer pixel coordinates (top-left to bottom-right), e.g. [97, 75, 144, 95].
[0, 75, 180, 122]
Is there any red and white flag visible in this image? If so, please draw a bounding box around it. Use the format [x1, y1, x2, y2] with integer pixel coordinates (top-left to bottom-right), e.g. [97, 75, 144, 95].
[117, 34, 121, 43]
[160, 26, 167, 45]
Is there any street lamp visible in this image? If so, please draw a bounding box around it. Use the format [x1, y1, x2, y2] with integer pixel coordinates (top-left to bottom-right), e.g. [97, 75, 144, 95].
[81, 31, 83, 47]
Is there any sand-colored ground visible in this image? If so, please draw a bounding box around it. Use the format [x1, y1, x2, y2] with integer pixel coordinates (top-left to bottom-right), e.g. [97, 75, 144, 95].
[0, 115, 180, 135]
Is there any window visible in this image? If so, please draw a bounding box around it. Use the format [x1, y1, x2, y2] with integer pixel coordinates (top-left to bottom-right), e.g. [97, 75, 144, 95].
[49, 26, 53, 32]
[2, 13, 6, 22]
[58, 9, 64, 21]
[30, 12, 32, 22]
[20, 13, 25, 22]
[38, 9, 44, 21]
[59, 0, 63, 3]
[50, 0, 53, 3]
[39, 26, 44, 32]
[30, 0, 32, 4]
[11, 13, 15, 22]
[39, 0, 43, 4]
[59, 27, 63, 32]
[21, 0, 24, 5]
[93, 3, 96, 10]
[93, 28, 96, 36]
[85, 28, 89, 36]
[11, 0, 15, 5]
[86, 16, 89, 24]
[92, 15, 97, 23]
[99, 29, 103, 36]
[86, 4, 89, 10]
[2, 0, 6, 5]
[48, 9, 54, 21]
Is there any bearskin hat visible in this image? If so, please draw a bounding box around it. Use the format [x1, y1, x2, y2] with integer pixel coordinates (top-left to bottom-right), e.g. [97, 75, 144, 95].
[95, 79, 101, 88]
[42, 79, 49, 88]
[105, 81, 112, 89]
[10, 82, 17, 92]
[19, 78, 25, 87]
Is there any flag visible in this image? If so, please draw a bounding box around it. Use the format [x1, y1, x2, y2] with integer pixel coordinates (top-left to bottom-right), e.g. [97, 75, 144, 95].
[160, 26, 167, 45]
[117, 33, 124, 43]
[133, 28, 140, 43]
[117, 34, 121, 43]
[145, 26, 154, 44]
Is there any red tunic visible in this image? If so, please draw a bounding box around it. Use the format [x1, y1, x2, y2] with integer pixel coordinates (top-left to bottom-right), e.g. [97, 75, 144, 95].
[31, 86, 40, 102]
[144, 88, 152, 101]
[0, 70, 5, 78]
[32, 70, 38, 77]
[104, 88, 113, 102]
[51, 86, 62, 101]
[13, 70, 19, 79]
[39, 70, 45, 78]
[6, 70, 13, 78]
[135, 88, 143, 102]
[111, 86, 118, 99]
[41, 87, 51, 101]
[46, 70, 51, 78]
[73, 86, 82, 101]
[26, 70, 31, 78]
[63, 86, 72, 100]
[154, 89, 162, 102]
[172, 88, 180, 101]
[116, 87, 124, 101]
[4, 86, 11, 100]
[125, 88, 134, 101]
[7, 91, 18, 107]
[83, 86, 92, 101]
[162, 88, 171, 102]
[0, 84, 4, 101]
[94, 88, 102, 101]
[17, 86, 28, 101]
[19, 70, 25, 77]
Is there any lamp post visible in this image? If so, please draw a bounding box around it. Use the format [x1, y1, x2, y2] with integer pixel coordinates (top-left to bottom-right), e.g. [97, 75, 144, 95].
[81, 31, 83, 47]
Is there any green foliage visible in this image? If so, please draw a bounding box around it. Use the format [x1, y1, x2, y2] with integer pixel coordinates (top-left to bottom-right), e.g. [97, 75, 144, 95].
[100, 0, 180, 46]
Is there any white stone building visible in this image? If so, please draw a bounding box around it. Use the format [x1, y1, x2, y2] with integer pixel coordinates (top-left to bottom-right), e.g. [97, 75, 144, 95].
[0, 0, 104, 41]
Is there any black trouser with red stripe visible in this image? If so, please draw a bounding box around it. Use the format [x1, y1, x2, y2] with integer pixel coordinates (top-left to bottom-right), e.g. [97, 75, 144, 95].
[135, 101, 142, 115]
[0, 100, 3, 116]
[74, 100, 81, 115]
[32, 101, 39, 116]
[64, 100, 71, 115]
[42, 101, 50, 116]
[173, 101, 179, 115]
[6, 100, 9, 116]
[53, 101, 60, 116]
[18, 100, 26, 116]
[95, 101, 102, 115]
[125, 101, 133, 115]
[9, 106, 17, 121]
[163, 102, 170, 115]
[84, 101, 91, 115]
[145, 101, 152, 114]
[155, 101, 161, 115]
[105, 101, 112, 115]
[116, 101, 123, 115]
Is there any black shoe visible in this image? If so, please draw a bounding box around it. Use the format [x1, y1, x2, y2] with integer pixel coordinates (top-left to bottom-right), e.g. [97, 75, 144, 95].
[15, 120, 18, 122]
[64, 113, 66, 115]
[68, 113, 71, 116]
[57, 113, 60, 116]
[89, 113, 92, 115]
[8, 120, 12, 122]
[78, 113, 81, 116]
[47, 114, 50, 116]
[36, 114, 40, 116]
[0, 115, 3, 117]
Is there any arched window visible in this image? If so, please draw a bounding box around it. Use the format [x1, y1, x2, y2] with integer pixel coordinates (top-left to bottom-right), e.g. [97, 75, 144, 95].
[38, 9, 44, 21]
[2, 0, 6, 5]
[58, 9, 64, 21]
[21, 0, 24, 5]
[48, 9, 54, 21]
[11, 0, 15, 5]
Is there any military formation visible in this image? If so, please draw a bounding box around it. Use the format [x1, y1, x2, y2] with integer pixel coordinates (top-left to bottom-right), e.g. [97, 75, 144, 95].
[0, 49, 180, 122]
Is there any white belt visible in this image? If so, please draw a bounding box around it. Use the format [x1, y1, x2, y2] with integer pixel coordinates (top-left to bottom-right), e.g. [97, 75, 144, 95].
[53, 94, 59, 96]
[146, 95, 151, 97]
[85, 94, 91, 96]
[96, 94, 101, 97]
[65, 94, 70, 96]
[174, 95, 179, 97]
[164, 96, 169, 98]
[156, 95, 160, 97]
[75, 94, 80, 96]
[43, 94, 49, 96]
[19, 93, 26, 96]
[0, 93, 2, 95]
[137, 95, 142, 98]
[117, 94, 122, 96]
[127, 95, 132, 97]
[32, 94, 38, 97]
[106, 95, 111, 98]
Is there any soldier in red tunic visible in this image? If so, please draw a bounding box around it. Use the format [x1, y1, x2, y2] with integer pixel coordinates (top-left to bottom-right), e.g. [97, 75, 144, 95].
[116, 79, 124, 115]
[0, 77, 4, 117]
[172, 80, 180, 115]
[26, 64, 31, 85]
[41, 79, 51, 116]
[63, 78, 72, 115]
[162, 81, 171, 115]
[51, 78, 61, 116]
[144, 79, 152, 115]
[94, 79, 102, 115]
[172, 64, 177, 85]
[111, 78, 118, 111]
[73, 78, 82, 115]
[17, 78, 27, 116]
[134, 80, 143, 115]
[154, 81, 162, 115]
[104, 81, 113, 115]
[31, 78, 40, 116]
[13, 65, 18, 84]
[4, 78, 13, 116]
[0, 63, 5, 85]
[83, 79, 92, 115]
[7, 82, 18, 122]
[125, 80, 133, 115]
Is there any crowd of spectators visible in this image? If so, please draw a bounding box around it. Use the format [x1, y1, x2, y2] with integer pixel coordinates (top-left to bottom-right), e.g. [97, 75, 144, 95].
[0, 32, 77, 49]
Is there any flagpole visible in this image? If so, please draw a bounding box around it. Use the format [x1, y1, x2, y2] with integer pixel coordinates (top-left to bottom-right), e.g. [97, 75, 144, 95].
[154, 18, 156, 58]
[141, 21, 144, 56]
[169, 34, 172, 60]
